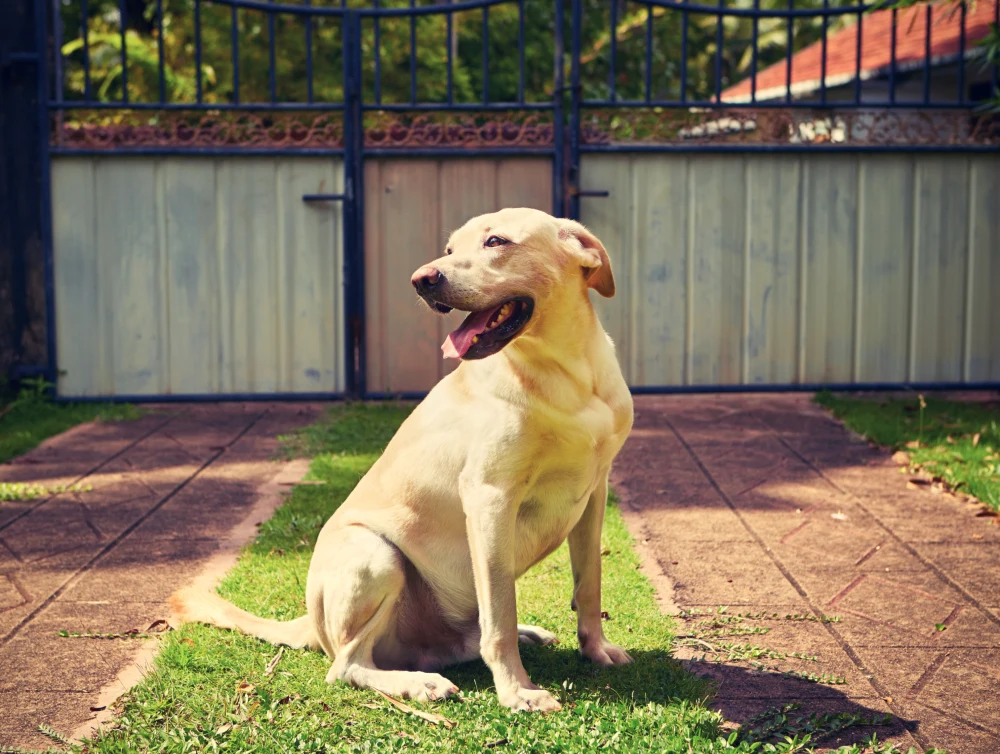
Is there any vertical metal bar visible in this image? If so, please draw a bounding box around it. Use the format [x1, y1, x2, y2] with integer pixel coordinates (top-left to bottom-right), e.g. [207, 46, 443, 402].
[553, 0, 565, 217]
[51, 0, 63, 104]
[889, 7, 897, 104]
[81, 0, 92, 100]
[922, 3, 931, 104]
[119, 0, 128, 103]
[157, 0, 166, 102]
[820, 0, 828, 104]
[854, 5, 862, 104]
[268, 0, 277, 103]
[751, 0, 759, 103]
[410, 0, 417, 104]
[570, 0, 581, 220]
[715, 0, 724, 103]
[482, 5, 489, 104]
[993, 0, 999, 97]
[195, 0, 203, 103]
[680, 0, 689, 102]
[231, 5, 240, 104]
[305, 0, 313, 103]
[446, 1, 453, 104]
[957, 0, 966, 103]
[342, 11, 365, 397]
[610, 0, 618, 100]
[785, 0, 793, 103]
[373, 0, 381, 105]
[518, 0, 525, 103]
[645, 3, 653, 102]
[35, 0, 58, 387]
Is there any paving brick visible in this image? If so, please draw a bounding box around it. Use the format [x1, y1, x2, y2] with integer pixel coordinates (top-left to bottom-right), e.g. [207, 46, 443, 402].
[0, 404, 314, 749]
[617, 394, 1000, 753]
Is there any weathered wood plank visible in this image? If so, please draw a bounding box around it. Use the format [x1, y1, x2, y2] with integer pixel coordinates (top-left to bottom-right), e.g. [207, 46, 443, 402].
[856, 156, 914, 383]
[163, 159, 218, 394]
[911, 157, 969, 382]
[966, 156, 1000, 381]
[52, 159, 106, 396]
[802, 157, 858, 383]
[95, 159, 164, 395]
[688, 156, 746, 385]
[745, 156, 801, 385]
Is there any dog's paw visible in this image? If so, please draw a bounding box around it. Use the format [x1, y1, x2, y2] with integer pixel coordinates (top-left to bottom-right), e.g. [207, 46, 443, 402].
[395, 673, 460, 702]
[517, 624, 558, 646]
[582, 640, 633, 667]
[499, 686, 562, 713]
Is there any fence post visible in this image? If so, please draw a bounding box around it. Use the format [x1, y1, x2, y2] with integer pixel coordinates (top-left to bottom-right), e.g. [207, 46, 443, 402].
[341, 10, 366, 398]
[0, 0, 54, 388]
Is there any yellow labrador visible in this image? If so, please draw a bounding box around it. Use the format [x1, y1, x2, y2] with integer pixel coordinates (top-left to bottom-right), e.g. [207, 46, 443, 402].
[171, 207, 634, 712]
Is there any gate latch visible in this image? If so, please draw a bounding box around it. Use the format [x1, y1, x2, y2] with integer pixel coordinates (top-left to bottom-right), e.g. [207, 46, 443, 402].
[568, 187, 610, 198]
[303, 193, 348, 202]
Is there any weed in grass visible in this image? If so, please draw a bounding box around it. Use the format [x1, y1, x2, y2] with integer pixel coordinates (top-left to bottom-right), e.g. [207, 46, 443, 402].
[0, 380, 141, 466]
[0, 482, 92, 502]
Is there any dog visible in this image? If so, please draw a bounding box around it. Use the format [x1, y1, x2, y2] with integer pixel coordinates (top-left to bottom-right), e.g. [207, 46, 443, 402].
[171, 207, 634, 712]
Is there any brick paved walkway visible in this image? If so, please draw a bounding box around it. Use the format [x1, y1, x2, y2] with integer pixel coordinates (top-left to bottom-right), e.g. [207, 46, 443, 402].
[613, 394, 1000, 753]
[0, 403, 319, 750]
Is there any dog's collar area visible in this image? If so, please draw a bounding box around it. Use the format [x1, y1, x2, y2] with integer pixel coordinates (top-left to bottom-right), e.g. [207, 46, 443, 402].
[441, 297, 534, 360]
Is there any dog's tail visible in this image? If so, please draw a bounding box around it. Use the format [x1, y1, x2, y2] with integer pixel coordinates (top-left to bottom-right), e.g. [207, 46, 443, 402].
[170, 586, 320, 651]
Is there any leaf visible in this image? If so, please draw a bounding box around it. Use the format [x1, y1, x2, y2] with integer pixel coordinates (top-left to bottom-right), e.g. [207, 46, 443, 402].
[485, 739, 509, 749]
[973, 433, 981, 447]
[831, 512, 848, 521]
[216, 723, 233, 735]
[373, 690, 456, 729]
[236, 681, 256, 694]
[934, 623, 947, 632]
[264, 647, 284, 676]
[891, 450, 910, 465]
[905, 440, 920, 450]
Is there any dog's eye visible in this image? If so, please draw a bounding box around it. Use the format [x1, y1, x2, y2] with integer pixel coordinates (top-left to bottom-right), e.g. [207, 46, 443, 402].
[445, 248, 453, 255]
[484, 235, 509, 248]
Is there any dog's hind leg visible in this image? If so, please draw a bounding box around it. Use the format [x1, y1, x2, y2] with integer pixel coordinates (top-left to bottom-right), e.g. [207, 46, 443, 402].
[308, 525, 460, 703]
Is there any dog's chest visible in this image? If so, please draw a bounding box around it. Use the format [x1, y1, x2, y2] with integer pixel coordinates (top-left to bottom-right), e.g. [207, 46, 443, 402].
[512, 397, 626, 573]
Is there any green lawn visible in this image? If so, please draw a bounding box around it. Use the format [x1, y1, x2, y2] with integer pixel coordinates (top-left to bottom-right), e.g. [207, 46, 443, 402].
[816, 392, 1000, 512]
[74, 404, 925, 754]
[0, 387, 140, 466]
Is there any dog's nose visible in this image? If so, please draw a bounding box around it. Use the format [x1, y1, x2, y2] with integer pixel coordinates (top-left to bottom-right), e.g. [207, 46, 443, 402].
[411, 266, 443, 293]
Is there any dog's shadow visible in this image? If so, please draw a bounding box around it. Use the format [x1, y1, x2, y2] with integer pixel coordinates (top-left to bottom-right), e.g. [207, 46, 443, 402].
[445, 645, 918, 746]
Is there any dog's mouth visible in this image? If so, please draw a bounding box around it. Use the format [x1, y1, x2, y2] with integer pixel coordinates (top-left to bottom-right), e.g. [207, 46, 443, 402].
[440, 297, 534, 360]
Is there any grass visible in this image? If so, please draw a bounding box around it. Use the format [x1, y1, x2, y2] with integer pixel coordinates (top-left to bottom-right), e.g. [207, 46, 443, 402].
[62, 404, 928, 754]
[815, 391, 1000, 512]
[0, 379, 141, 467]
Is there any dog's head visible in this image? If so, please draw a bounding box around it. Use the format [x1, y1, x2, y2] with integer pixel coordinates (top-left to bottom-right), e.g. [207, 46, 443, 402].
[410, 207, 614, 360]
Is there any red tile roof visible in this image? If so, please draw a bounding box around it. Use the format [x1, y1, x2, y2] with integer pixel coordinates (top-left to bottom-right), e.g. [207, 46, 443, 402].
[722, 0, 999, 102]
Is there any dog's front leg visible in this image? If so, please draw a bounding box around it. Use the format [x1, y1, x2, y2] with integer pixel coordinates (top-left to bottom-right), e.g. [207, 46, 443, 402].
[462, 486, 562, 713]
[568, 474, 633, 667]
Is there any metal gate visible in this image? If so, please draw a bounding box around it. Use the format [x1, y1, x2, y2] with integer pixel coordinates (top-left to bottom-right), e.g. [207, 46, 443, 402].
[6, 0, 1000, 399]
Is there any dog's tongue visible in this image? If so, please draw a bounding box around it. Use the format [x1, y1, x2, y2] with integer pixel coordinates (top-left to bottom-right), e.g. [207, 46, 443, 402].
[441, 307, 497, 359]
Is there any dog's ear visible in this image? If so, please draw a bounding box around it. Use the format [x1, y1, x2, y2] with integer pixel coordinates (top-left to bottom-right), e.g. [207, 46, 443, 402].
[557, 220, 615, 298]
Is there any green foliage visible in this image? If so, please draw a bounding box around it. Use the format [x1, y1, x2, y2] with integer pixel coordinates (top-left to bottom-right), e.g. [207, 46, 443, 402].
[0, 378, 141, 466]
[57, 0, 859, 110]
[816, 391, 1000, 512]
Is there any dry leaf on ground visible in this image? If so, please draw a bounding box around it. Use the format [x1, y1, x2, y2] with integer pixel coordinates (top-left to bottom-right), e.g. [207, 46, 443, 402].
[374, 690, 456, 728]
[265, 647, 284, 676]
